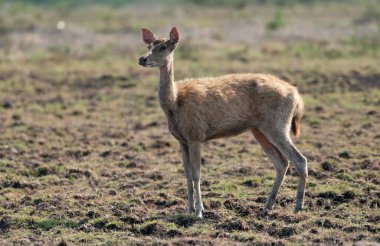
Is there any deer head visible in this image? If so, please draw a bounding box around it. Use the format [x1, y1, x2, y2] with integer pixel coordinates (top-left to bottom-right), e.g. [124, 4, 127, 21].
[139, 27, 179, 67]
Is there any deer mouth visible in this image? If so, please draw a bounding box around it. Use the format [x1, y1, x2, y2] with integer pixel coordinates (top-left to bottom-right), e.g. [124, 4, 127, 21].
[138, 57, 158, 67]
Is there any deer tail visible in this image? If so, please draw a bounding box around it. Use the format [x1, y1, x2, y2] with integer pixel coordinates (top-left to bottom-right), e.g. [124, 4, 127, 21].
[291, 94, 304, 138]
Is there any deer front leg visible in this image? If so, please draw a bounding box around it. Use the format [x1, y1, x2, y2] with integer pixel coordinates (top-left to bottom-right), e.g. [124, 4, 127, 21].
[188, 141, 204, 218]
[180, 143, 195, 213]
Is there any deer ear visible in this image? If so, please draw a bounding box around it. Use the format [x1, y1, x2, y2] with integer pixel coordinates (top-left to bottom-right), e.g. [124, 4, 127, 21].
[169, 27, 179, 44]
[142, 28, 157, 45]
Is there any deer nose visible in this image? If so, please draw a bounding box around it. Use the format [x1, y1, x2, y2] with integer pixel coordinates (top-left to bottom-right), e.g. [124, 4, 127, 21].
[139, 57, 147, 66]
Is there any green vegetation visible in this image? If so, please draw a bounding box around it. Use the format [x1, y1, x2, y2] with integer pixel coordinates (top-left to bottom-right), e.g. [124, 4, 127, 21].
[267, 9, 284, 31]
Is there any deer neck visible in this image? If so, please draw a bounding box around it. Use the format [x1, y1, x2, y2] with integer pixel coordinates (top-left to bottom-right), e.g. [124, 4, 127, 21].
[158, 60, 177, 112]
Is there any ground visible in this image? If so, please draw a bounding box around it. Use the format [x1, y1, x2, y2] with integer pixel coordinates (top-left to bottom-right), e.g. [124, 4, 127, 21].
[0, 1, 379, 245]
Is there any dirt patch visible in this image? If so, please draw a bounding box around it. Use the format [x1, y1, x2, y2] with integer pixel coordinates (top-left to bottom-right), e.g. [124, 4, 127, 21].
[216, 219, 249, 232]
[121, 215, 143, 225]
[57, 240, 68, 246]
[203, 211, 221, 221]
[316, 219, 338, 229]
[321, 161, 337, 171]
[168, 214, 198, 228]
[139, 221, 167, 236]
[167, 229, 183, 238]
[172, 239, 214, 246]
[223, 199, 251, 216]
[224, 166, 253, 176]
[268, 226, 298, 238]
[0, 180, 37, 189]
[207, 200, 222, 209]
[316, 191, 356, 205]
[241, 179, 259, 187]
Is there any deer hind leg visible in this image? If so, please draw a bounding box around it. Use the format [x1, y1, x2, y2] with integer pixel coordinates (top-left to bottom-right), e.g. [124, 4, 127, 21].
[252, 128, 289, 210]
[188, 141, 204, 218]
[180, 143, 195, 213]
[260, 124, 308, 212]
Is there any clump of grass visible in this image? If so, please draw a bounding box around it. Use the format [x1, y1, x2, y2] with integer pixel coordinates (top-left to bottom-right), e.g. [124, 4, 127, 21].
[0, 159, 14, 168]
[31, 218, 79, 230]
[267, 9, 284, 31]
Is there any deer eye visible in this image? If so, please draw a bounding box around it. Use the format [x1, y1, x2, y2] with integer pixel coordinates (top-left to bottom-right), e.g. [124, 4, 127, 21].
[159, 46, 166, 52]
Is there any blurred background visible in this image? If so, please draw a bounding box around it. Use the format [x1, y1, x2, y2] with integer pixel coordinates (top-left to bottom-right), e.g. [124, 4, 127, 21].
[0, 0, 379, 245]
[0, 0, 379, 70]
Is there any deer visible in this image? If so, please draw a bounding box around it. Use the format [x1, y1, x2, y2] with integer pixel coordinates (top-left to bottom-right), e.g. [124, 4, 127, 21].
[138, 27, 308, 218]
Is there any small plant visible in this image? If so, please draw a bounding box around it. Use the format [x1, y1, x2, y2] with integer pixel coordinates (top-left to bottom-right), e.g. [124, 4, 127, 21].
[267, 9, 284, 31]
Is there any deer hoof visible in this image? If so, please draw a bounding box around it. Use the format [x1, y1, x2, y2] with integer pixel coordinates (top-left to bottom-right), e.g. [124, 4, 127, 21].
[195, 204, 204, 218]
[195, 209, 203, 218]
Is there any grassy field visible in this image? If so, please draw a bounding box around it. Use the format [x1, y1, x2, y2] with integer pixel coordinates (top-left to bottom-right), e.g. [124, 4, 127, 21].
[0, 1, 379, 245]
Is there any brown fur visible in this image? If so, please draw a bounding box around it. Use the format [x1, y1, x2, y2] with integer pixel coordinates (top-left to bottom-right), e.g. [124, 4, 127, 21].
[139, 27, 308, 218]
[173, 73, 303, 142]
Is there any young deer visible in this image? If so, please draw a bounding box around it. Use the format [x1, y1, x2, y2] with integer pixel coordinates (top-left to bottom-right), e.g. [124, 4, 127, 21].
[138, 27, 307, 218]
